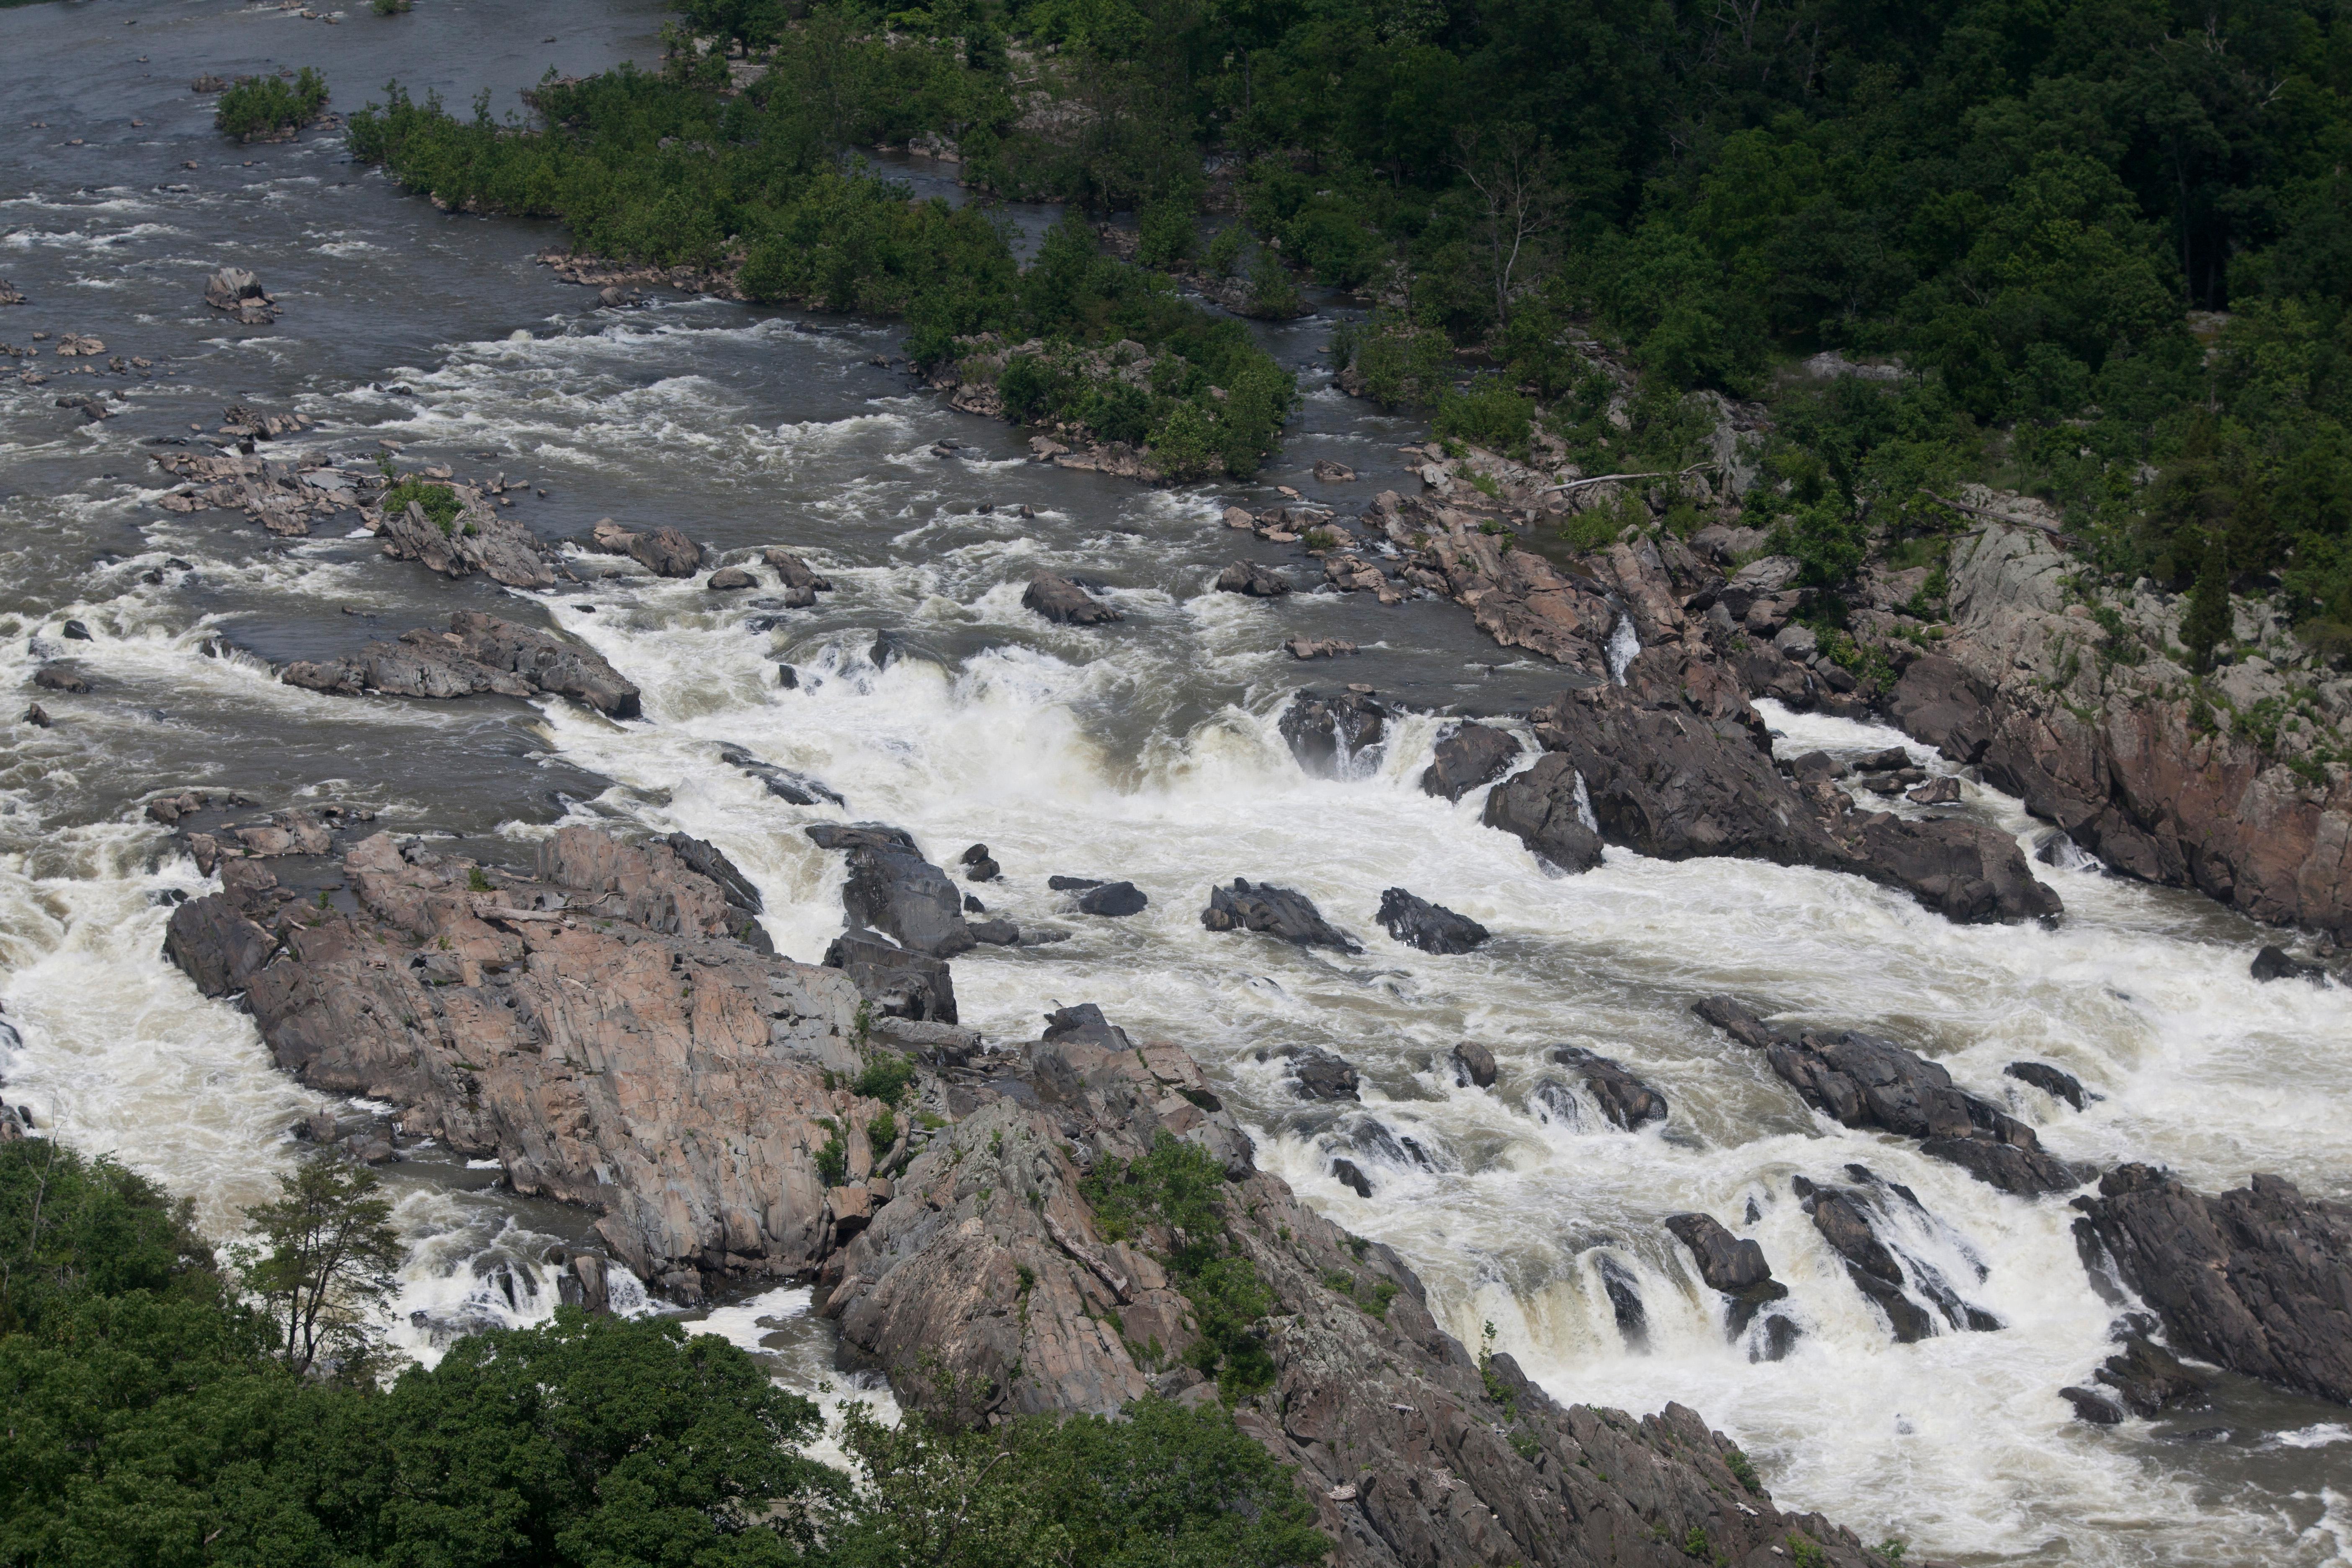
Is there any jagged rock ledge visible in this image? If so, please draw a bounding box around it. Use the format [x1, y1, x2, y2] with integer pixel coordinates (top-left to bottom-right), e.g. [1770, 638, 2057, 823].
[157, 810, 1893, 1567]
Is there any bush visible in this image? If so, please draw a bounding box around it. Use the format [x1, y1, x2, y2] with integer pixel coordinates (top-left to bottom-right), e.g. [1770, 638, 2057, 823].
[852, 1052, 918, 1109]
[1434, 381, 1535, 460]
[216, 68, 329, 139]
[380, 477, 462, 536]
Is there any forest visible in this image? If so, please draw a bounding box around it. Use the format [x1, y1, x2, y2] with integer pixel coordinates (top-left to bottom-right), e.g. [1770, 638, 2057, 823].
[346, 0, 2352, 647]
[0, 1139, 1327, 1568]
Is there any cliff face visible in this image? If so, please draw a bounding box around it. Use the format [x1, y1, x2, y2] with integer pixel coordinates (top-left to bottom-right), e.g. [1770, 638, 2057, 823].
[1883, 524, 2352, 932]
[161, 810, 1891, 1568]
[165, 820, 869, 1296]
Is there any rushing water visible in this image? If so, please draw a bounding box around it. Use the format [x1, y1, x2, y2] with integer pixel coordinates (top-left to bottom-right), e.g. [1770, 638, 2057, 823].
[4, 4, 2349, 1562]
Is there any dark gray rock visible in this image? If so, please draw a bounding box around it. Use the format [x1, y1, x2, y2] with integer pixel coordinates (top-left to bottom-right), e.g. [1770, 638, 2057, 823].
[1215, 561, 1290, 597]
[707, 566, 757, 591]
[1419, 722, 1522, 802]
[31, 665, 88, 694]
[61, 620, 91, 641]
[1706, 1017, 2079, 1196]
[2251, 944, 2327, 983]
[663, 832, 761, 915]
[1480, 753, 1604, 872]
[762, 549, 833, 593]
[1549, 1047, 1666, 1130]
[1022, 571, 1122, 625]
[1375, 887, 1488, 954]
[2095, 1331, 2208, 1416]
[1789, 750, 1846, 785]
[2061, 1386, 2126, 1424]
[1330, 1156, 1374, 1197]
[281, 611, 642, 719]
[1077, 881, 1148, 917]
[805, 822, 920, 854]
[967, 918, 1021, 945]
[1691, 995, 1779, 1051]
[841, 844, 974, 957]
[2006, 1060, 2088, 1111]
[1286, 1047, 1361, 1102]
[720, 748, 845, 807]
[1449, 1041, 1497, 1089]
[2085, 1165, 2352, 1404]
[823, 930, 957, 1024]
[1200, 878, 1360, 953]
[1799, 1181, 1935, 1343]
[1277, 689, 1387, 777]
[1664, 1212, 1790, 1336]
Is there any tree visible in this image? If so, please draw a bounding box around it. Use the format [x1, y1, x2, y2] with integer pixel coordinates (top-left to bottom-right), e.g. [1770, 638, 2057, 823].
[1453, 123, 1563, 332]
[2181, 530, 2233, 674]
[237, 1158, 403, 1378]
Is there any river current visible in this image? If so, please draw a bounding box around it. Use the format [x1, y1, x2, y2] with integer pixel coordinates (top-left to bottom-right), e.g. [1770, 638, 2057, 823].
[4, 4, 2350, 1562]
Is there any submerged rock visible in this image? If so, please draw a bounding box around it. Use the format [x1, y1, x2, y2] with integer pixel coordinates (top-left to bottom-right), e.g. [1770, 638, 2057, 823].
[2251, 944, 2327, 983]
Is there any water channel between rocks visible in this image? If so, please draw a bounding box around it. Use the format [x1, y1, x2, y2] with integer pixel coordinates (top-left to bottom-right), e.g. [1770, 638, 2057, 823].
[3, 4, 2350, 1563]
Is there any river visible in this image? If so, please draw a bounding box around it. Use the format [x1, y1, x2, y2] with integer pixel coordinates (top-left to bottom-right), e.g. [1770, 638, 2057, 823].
[3, 3, 2348, 1562]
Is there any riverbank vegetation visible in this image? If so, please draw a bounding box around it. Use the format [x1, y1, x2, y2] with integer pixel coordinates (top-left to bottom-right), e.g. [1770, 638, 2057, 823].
[0, 1137, 1328, 1567]
[616, 0, 2352, 657]
[214, 69, 329, 140]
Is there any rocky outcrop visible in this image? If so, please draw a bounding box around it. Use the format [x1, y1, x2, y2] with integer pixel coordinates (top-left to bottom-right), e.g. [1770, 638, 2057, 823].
[1201, 878, 1361, 953]
[1022, 571, 1123, 625]
[816, 829, 974, 958]
[820, 1003, 1893, 1568]
[1360, 490, 1622, 674]
[1796, 1170, 2002, 1343]
[203, 266, 277, 324]
[2061, 1328, 2208, 1422]
[1480, 754, 1605, 872]
[1278, 689, 1387, 776]
[1420, 722, 1522, 802]
[280, 611, 641, 717]
[2005, 1060, 2088, 1110]
[382, 498, 559, 590]
[162, 823, 867, 1297]
[824, 930, 958, 1024]
[1664, 1212, 1790, 1337]
[1693, 998, 2079, 1195]
[1499, 648, 2060, 924]
[590, 518, 703, 577]
[1550, 1047, 1667, 1130]
[1215, 561, 1291, 598]
[1880, 523, 2352, 934]
[2084, 1165, 2352, 1404]
[1373, 887, 1488, 953]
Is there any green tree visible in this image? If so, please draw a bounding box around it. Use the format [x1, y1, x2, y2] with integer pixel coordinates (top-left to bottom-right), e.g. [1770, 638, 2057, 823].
[236, 1159, 403, 1378]
[2181, 531, 2233, 674]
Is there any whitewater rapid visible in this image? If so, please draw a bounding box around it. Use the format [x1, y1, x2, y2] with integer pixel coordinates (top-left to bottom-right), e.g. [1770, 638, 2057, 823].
[2, 8, 2348, 1553]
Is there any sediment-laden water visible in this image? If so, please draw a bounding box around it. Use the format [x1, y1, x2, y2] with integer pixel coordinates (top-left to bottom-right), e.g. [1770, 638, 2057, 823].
[3, 5, 2348, 1563]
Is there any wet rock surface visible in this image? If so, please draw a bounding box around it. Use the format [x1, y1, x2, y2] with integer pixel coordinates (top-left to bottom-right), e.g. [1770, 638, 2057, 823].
[1215, 560, 1291, 597]
[281, 610, 641, 717]
[590, 518, 703, 577]
[1373, 886, 1489, 953]
[2084, 1165, 2352, 1404]
[1201, 877, 1362, 952]
[1021, 570, 1122, 625]
[1550, 1046, 1668, 1130]
[1279, 689, 1388, 776]
[1664, 1212, 1790, 1336]
[1419, 720, 1523, 801]
[1694, 998, 2078, 1194]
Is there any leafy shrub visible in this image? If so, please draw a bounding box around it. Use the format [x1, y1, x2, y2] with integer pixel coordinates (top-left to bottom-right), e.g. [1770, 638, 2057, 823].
[381, 477, 463, 536]
[216, 68, 329, 139]
[852, 1052, 918, 1109]
[1434, 381, 1535, 460]
[815, 1132, 850, 1188]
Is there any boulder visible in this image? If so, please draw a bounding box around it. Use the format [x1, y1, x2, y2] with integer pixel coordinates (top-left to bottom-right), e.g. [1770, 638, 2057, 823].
[720, 748, 845, 807]
[2005, 1060, 2088, 1111]
[380, 499, 558, 590]
[1022, 571, 1122, 625]
[2251, 944, 2326, 983]
[1312, 458, 1357, 482]
[1449, 1041, 1497, 1089]
[1550, 1047, 1667, 1130]
[1374, 887, 1489, 954]
[762, 549, 833, 593]
[2094, 1331, 2209, 1416]
[202, 266, 276, 323]
[1691, 995, 1778, 1051]
[1480, 754, 1604, 872]
[1419, 722, 1522, 802]
[1330, 1156, 1374, 1197]
[1200, 878, 1361, 953]
[1798, 1181, 1936, 1343]
[1278, 689, 1387, 777]
[32, 665, 88, 694]
[840, 843, 974, 958]
[590, 518, 704, 577]
[707, 566, 757, 591]
[1285, 1047, 1361, 1102]
[1215, 561, 1291, 598]
[824, 930, 958, 1024]
[1076, 881, 1148, 917]
[1664, 1212, 1789, 1336]
[2061, 1387, 2126, 1424]
[1283, 637, 1358, 660]
[2084, 1165, 2352, 1403]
